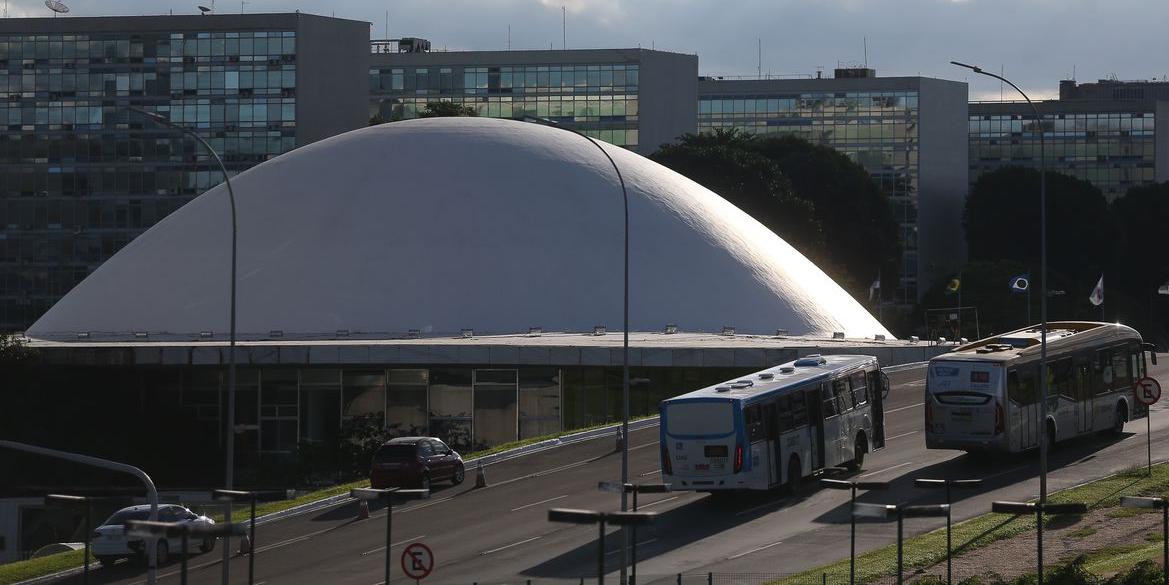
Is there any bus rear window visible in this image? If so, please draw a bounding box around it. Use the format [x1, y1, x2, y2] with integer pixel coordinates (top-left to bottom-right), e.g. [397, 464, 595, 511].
[666, 402, 734, 436]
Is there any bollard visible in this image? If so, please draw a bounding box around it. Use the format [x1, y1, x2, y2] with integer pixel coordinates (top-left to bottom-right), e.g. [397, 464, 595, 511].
[356, 499, 370, 520]
[615, 429, 625, 453]
[237, 531, 252, 555]
[475, 462, 489, 489]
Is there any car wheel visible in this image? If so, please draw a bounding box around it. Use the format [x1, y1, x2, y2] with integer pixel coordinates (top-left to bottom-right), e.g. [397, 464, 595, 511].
[155, 540, 169, 566]
[420, 473, 431, 491]
[1112, 402, 1128, 436]
[96, 555, 118, 568]
[452, 464, 465, 485]
[199, 536, 215, 554]
[846, 435, 867, 471]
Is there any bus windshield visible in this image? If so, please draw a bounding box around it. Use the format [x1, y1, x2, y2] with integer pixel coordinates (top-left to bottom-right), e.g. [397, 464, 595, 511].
[665, 402, 734, 436]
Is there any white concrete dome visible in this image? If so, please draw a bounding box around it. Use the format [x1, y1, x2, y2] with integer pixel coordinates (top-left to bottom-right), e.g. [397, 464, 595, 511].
[28, 117, 891, 340]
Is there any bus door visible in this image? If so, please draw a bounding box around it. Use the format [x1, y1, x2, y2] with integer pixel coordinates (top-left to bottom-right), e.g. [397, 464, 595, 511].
[764, 401, 779, 486]
[1074, 359, 1093, 433]
[1008, 367, 1039, 450]
[745, 403, 776, 488]
[869, 369, 887, 449]
[806, 387, 825, 470]
[819, 383, 843, 467]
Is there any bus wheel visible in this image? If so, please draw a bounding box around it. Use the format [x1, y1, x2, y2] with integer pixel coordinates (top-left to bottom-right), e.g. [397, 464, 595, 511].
[787, 456, 803, 495]
[1112, 402, 1128, 436]
[846, 435, 867, 471]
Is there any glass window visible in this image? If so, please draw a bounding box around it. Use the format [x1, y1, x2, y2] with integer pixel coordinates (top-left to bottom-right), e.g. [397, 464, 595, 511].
[429, 368, 472, 452]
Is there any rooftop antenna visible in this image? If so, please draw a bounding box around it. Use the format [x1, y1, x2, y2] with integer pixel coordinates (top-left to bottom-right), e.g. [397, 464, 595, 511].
[197, 4, 211, 14]
[240, 0, 248, 13]
[384, 9, 388, 39]
[757, 38, 761, 78]
[44, 0, 69, 16]
[863, 36, 868, 68]
[508, 25, 511, 50]
[562, 5, 566, 50]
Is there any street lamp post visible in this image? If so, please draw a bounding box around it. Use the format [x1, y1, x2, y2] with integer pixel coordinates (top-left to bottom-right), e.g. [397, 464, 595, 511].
[523, 115, 633, 581]
[129, 104, 239, 585]
[351, 487, 430, 585]
[126, 520, 244, 585]
[949, 62, 1049, 502]
[914, 478, 983, 585]
[1121, 497, 1169, 585]
[821, 478, 890, 585]
[623, 483, 670, 585]
[214, 489, 256, 585]
[548, 508, 656, 585]
[45, 495, 94, 585]
[992, 501, 1088, 585]
[854, 503, 950, 585]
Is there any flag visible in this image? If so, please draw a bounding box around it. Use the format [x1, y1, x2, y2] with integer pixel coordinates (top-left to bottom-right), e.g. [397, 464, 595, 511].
[945, 276, 961, 296]
[1089, 275, 1104, 306]
[1159, 280, 1169, 295]
[869, 279, 881, 302]
[1009, 273, 1030, 294]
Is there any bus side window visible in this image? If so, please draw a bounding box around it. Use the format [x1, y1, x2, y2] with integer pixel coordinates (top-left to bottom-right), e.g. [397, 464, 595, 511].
[1112, 346, 1132, 390]
[1008, 368, 1037, 405]
[833, 379, 853, 412]
[850, 372, 868, 406]
[822, 384, 838, 417]
[1047, 359, 1073, 398]
[777, 395, 795, 432]
[790, 391, 809, 428]
[1131, 344, 1145, 379]
[764, 402, 778, 441]
[745, 405, 766, 442]
[1096, 348, 1115, 392]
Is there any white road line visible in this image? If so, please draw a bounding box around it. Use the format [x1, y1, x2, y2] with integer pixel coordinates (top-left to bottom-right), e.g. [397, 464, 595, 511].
[735, 498, 790, 517]
[606, 538, 658, 555]
[860, 461, 916, 478]
[983, 464, 1029, 482]
[727, 539, 784, 560]
[886, 430, 920, 441]
[886, 402, 924, 414]
[632, 441, 658, 451]
[480, 535, 542, 555]
[254, 525, 335, 553]
[640, 468, 662, 476]
[638, 495, 681, 509]
[361, 535, 426, 556]
[510, 494, 568, 512]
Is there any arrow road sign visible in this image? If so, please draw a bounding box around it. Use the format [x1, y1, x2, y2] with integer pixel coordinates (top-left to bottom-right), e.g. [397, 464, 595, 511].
[401, 542, 434, 580]
[1134, 377, 1162, 406]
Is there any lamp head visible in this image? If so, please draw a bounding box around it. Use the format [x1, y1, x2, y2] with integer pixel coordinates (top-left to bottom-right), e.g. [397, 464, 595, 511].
[950, 60, 983, 74]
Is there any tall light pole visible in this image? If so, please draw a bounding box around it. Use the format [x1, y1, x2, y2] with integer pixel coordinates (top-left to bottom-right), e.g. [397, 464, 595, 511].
[128, 105, 239, 584]
[523, 116, 632, 581]
[950, 62, 1049, 502]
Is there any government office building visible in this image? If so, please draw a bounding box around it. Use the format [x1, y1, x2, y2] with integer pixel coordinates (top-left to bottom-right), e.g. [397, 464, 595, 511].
[0, 13, 369, 331]
[697, 70, 970, 303]
[969, 78, 1169, 200]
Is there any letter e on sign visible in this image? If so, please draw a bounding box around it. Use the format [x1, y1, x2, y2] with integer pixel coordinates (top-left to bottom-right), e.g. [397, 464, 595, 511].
[1134, 377, 1162, 406]
[401, 542, 434, 580]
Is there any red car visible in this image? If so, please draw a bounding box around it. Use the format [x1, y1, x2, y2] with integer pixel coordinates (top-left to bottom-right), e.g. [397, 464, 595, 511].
[370, 437, 466, 490]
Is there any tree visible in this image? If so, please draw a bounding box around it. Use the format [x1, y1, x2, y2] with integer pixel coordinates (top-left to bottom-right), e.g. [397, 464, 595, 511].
[651, 129, 824, 256]
[418, 101, 477, 118]
[1109, 182, 1169, 346]
[965, 167, 1113, 288]
[751, 135, 901, 295]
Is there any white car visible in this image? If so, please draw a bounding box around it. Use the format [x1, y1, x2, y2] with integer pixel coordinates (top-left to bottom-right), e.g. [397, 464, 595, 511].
[91, 504, 217, 567]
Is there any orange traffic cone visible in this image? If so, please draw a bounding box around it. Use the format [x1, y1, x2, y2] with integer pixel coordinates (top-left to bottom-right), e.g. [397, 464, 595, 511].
[356, 499, 370, 520]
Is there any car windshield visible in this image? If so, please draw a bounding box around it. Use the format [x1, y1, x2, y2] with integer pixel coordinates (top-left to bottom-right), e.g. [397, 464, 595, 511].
[374, 444, 417, 462]
[104, 509, 151, 526]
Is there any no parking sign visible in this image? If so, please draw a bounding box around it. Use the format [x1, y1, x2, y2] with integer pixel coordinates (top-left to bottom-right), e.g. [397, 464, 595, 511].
[401, 542, 434, 581]
[1134, 377, 1162, 406]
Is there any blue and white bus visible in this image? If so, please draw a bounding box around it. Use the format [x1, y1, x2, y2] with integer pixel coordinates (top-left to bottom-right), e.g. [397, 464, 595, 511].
[660, 354, 889, 492]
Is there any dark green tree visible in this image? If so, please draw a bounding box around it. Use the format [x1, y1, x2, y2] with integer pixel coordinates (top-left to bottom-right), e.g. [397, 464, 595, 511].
[651, 129, 824, 265]
[751, 135, 901, 295]
[1108, 182, 1169, 346]
[965, 167, 1113, 289]
[418, 101, 477, 118]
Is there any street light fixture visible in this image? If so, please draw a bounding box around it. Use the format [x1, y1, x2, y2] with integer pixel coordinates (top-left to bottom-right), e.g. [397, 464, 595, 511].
[44, 494, 95, 585]
[853, 503, 950, 585]
[951, 60, 1050, 503]
[915, 478, 983, 585]
[125, 519, 244, 585]
[214, 489, 256, 585]
[992, 501, 1088, 585]
[623, 483, 669, 585]
[1121, 496, 1169, 585]
[822, 478, 890, 585]
[548, 508, 656, 585]
[351, 487, 430, 585]
[522, 114, 633, 581]
[129, 103, 240, 583]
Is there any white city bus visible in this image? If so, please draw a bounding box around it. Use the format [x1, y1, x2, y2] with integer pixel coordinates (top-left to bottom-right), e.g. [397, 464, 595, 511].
[925, 321, 1158, 453]
[660, 354, 889, 492]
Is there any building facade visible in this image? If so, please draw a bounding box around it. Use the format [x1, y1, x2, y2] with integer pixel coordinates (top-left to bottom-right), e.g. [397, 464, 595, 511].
[368, 46, 698, 155]
[697, 70, 970, 303]
[969, 80, 1169, 200]
[0, 13, 369, 331]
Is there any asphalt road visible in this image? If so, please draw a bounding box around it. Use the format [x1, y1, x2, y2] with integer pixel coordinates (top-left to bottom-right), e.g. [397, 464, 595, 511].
[54, 356, 1169, 585]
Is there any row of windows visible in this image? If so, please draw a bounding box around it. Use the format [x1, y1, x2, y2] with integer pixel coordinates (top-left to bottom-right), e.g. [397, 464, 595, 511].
[970, 117, 1154, 135]
[370, 64, 639, 95]
[1007, 344, 1144, 405]
[0, 101, 295, 128]
[699, 93, 918, 116]
[971, 164, 1156, 195]
[1, 130, 292, 161]
[0, 66, 296, 98]
[0, 33, 295, 61]
[744, 370, 879, 442]
[971, 140, 1155, 159]
[702, 119, 919, 142]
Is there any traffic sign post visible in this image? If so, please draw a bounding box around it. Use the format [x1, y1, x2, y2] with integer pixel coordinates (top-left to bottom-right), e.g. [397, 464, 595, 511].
[1135, 377, 1161, 476]
[401, 542, 434, 583]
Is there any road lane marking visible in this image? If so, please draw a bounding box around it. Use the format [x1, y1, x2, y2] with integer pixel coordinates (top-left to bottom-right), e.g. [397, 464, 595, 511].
[361, 535, 426, 556]
[510, 495, 568, 512]
[480, 536, 542, 555]
[632, 441, 658, 450]
[860, 461, 915, 478]
[735, 498, 790, 517]
[254, 525, 336, 553]
[983, 464, 1029, 482]
[727, 539, 784, 559]
[639, 495, 681, 509]
[886, 402, 924, 414]
[887, 430, 920, 441]
[606, 538, 658, 555]
[640, 468, 661, 476]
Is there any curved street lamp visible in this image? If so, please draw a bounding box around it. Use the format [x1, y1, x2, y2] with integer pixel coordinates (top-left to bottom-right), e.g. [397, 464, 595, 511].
[949, 62, 1050, 502]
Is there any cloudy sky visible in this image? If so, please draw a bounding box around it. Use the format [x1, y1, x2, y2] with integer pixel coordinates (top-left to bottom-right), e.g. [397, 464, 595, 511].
[7, 0, 1168, 100]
